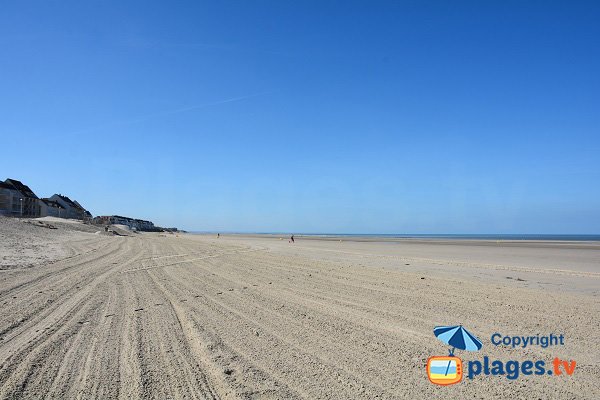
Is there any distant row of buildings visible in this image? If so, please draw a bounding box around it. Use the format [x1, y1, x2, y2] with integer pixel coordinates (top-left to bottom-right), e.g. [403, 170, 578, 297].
[92, 215, 158, 232]
[0, 178, 169, 232]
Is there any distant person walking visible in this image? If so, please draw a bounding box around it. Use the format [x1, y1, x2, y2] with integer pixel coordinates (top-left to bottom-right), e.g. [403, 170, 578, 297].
[217, 233, 220, 238]
[290, 235, 295, 243]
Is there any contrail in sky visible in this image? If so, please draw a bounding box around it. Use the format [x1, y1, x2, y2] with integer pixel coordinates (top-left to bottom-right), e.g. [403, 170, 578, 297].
[67, 92, 271, 135]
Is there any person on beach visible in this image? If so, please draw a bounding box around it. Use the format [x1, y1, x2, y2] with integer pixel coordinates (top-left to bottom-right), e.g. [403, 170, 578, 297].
[290, 235, 295, 243]
[217, 233, 220, 238]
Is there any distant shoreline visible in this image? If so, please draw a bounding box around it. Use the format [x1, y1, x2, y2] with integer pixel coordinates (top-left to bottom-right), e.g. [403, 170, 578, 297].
[190, 232, 600, 242]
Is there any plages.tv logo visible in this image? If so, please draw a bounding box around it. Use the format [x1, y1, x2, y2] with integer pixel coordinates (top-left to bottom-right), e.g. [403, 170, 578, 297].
[427, 325, 577, 385]
[426, 325, 482, 385]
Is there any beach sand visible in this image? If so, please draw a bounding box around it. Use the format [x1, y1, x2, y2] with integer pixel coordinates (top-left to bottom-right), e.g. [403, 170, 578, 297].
[0, 217, 598, 399]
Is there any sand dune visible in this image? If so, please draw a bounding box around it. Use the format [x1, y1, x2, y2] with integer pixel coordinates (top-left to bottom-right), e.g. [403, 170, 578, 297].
[0, 218, 598, 398]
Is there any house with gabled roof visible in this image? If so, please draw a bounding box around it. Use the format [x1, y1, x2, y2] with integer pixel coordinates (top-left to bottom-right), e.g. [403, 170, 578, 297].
[1, 179, 40, 217]
[48, 194, 89, 220]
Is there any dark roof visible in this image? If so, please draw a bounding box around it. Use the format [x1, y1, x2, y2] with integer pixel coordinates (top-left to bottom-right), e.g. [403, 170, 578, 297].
[41, 198, 65, 209]
[55, 194, 84, 210]
[0, 181, 16, 190]
[72, 200, 87, 211]
[5, 179, 38, 199]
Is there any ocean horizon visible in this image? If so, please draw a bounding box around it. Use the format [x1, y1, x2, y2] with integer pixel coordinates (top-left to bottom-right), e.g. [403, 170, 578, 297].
[189, 232, 600, 241]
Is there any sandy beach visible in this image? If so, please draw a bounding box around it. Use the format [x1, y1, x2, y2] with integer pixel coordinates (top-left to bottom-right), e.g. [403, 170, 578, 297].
[0, 217, 599, 399]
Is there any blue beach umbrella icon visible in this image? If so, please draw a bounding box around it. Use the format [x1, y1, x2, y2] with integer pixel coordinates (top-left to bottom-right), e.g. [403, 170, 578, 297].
[434, 325, 483, 375]
[434, 325, 483, 354]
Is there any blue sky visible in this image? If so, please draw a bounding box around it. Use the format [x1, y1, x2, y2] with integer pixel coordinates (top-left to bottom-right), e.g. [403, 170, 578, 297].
[1, 1, 599, 233]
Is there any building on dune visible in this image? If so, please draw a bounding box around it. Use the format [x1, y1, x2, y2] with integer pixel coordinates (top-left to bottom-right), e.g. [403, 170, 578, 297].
[0, 179, 41, 217]
[48, 194, 90, 220]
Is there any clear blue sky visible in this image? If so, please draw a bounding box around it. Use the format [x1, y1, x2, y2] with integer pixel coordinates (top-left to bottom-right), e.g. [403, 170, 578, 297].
[1, 1, 599, 233]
